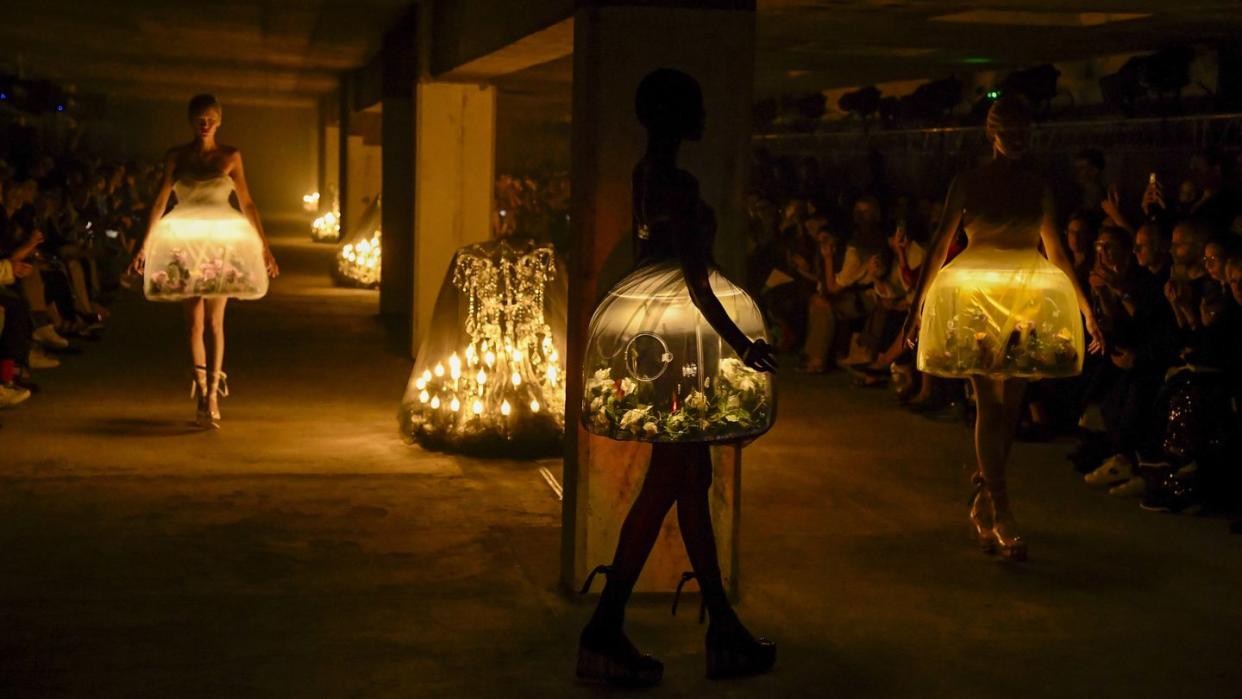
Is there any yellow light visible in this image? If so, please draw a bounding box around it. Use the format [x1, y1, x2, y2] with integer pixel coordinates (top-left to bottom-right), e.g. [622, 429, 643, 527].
[546, 366, 558, 384]
[422, 370, 432, 383]
[484, 351, 495, 367]
[414, 377, 426, 391]
[511, 371, 522, 387]
[511, 349, 522, 363]
[418, 389, 430, 403]
[450, 366, 461, 380]
[530, 399, 540, 412]
[480, 341, 488, 352]
[430, 395, 441, 409]
[500, 400, 511, 416]
[476, 369, 486, 385]
[549, 349, 559, 363]
[472, 399, 484, 415]
[449, 353, 462, 376]
[542, 336, 552, 352]
[450, 397, 461, 412]
[434, 363, 445, 377]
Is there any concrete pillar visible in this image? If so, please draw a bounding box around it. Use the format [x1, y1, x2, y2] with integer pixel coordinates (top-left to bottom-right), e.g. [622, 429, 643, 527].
[411, 82, 496, 351]
[563, 1, 757, 595]
[380, 15, 418, 327]
[337, 80, 353, 240]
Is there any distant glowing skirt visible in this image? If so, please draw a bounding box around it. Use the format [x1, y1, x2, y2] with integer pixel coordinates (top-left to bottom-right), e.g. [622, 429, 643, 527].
[581, 261, 775, 444]
[143, 205, 269, 301]
[917, 247, 1083, 379]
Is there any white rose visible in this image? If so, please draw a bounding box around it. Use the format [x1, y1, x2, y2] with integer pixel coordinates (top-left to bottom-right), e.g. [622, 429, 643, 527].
[620, 378, 637, 396]
[643, 422, 659, 436]
[685, 391, 707, 411]
[593, 412, 610, 429]
[593, 368, 611, 382]
[619, 407, 648, 430]
[590, 397, 603, 412]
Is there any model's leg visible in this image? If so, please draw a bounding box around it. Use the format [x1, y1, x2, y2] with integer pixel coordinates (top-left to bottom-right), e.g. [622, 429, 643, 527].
[971, 375, 1028, 560]
[184, 298, 209, 423]
[578, 445, 681, 686]
[674, 444, 777, 678]
[204, 298, 228, 419]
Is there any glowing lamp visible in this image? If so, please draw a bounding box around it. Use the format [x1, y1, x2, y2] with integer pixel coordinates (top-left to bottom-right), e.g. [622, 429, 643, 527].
[500, 400, 511, 416]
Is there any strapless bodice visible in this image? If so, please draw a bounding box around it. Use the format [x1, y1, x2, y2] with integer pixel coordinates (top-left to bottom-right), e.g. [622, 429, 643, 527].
[174, 175, 234, 207]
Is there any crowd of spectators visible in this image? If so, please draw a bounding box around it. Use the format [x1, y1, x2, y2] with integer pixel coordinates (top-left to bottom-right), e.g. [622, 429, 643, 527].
[492, 172, 571, 251]
[744, 146, 1242, 521]
[0, 138, 160, 418]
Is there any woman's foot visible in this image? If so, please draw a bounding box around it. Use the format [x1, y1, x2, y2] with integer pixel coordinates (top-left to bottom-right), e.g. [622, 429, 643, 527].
[577, 624, 663, 688]
[192, 366, 211, 428]
[987, 481, 1027, 561]
[969, 473, 997, 554]
[207, 371, 228, 426]
[697, 575, 776, 680]
[577, 566, 662, 687]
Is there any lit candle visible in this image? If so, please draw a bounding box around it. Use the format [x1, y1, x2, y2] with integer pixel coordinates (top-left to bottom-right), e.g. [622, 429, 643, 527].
[430, 395, 441, 409]
[415, 378, 426, 391]
[476, 369, 486, 385]
[484, 351, 495, 367]
[546, 366, 558, 385]
[419, 389, 430, 403]
[434, 363, 445, 377]
[530, 399, 540, 413]
[422, 370, 432, 383]
[500, 400, 511, 416]
[511, 371, 521, 387]
[472, 399, 483, 415]
[450, 397, 461, 412]
[512, 349, 522, 363]
[549, 349, 559, 363]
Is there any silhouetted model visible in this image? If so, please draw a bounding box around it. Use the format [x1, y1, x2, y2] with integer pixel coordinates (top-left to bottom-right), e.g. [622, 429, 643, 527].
[904, 97, 1104, 561]
[576, 69, 777, 687]
[131, 94, 279, 428]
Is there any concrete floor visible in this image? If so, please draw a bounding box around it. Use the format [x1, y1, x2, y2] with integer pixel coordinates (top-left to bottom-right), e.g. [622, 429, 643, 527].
[2, 224, 1240, 698]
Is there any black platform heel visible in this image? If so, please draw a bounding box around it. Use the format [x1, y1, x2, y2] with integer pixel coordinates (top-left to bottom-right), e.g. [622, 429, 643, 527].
[576, 565, 663, 688]
[680, 572, 776, 680]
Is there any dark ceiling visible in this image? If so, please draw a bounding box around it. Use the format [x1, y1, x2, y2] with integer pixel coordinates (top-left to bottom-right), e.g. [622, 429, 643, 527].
[3, 1, 1241, 107]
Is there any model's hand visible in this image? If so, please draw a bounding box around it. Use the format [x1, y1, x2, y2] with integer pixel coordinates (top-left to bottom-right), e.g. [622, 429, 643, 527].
[1086, 316, 1106, 356]
[901, 310, 921, 350]
[264, 247, 280, 278]
[742, 338, 777, 373]
[10, 261, 34, 279]
[128, 248, 146, 276]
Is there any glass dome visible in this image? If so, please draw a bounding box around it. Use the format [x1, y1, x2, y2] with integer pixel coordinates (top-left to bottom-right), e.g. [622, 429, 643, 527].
[581, 261, 774, 443]
[399, 237, 567, 456]
[918, 247, 1084, 379]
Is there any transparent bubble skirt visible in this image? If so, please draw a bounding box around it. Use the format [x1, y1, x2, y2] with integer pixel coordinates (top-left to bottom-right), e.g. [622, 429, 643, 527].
[581, 261, 775, 443]
[917, 247, 1084, 379]
[143, 177, 269, 301]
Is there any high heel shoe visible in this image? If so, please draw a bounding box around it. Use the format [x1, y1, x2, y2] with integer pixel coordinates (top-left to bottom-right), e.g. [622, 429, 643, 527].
[694, 574, 776, 680]
[968, 473, 997, 554]
[206, 370, 228, 427]
[986, 481, 1027, 562]
[576, 565, 663, 688]
[191, 366, 211, 427]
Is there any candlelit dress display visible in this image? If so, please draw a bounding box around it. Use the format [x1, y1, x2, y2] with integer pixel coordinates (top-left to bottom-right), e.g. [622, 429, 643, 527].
[334, 196, 381, 287]
[399, 237, 567, 455]
[142, 175, 269, 301]
[916, 246, 1084, 379]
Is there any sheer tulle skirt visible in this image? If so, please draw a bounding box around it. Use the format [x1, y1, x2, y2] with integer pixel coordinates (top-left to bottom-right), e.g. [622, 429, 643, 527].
[581, 261, 775, 443]
[917, 247, 1084, 379]
[143, 205, 269, 301]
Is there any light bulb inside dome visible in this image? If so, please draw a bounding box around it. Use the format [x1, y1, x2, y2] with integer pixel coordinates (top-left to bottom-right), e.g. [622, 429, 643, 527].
[530, 399, 540, 412]
[500, 400, 511, 416]
[422, 370, 432, 382]
[434, 363, 445, 377]
[450, 397, 461, 412]
[511, 371, 521, 387]
[476, 369, 486, 385]
[546, 366, 558, 384]
[430, 395, 441, 409]
[415, 377, 426, 391]
[419, 389, 429, 403]
[472, 399, 483, 415]
[484, 351, 495, 367]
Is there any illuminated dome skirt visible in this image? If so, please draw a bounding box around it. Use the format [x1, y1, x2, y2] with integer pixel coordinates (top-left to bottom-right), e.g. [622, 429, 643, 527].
[917, 247, 1084, 379]
[399, 238, 566, 456]
[335, 196, 381, 287]
[581, 261, 774, 444]
[143, 178, 268, 301]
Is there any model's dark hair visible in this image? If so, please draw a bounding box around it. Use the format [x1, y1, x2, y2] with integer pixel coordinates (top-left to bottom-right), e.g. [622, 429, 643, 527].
[188, 93, 221, 118]
[635, 68, 702, 134]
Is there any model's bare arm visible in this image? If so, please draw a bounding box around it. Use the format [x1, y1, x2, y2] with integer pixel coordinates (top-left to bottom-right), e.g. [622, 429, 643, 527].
[1040, 186, 1104, 354]
[229, 151, 279, 277]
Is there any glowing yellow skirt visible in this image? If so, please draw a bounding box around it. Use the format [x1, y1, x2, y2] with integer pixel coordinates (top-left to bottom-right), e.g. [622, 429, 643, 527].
[143, 205, 269, 301]
[917, 247, 1083, 379]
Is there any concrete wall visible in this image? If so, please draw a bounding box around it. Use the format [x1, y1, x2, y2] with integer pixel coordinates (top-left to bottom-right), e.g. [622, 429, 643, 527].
[90, 97, 318, 218]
